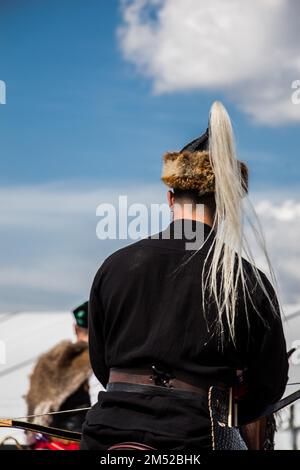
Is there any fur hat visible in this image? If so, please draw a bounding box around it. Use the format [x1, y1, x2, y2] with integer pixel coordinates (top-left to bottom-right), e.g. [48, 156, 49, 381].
[161, 128, 249, 196]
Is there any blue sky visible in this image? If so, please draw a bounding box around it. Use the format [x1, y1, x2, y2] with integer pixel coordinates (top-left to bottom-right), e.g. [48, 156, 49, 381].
[0, 0, 299, 311]
[0, 0, 299, 189]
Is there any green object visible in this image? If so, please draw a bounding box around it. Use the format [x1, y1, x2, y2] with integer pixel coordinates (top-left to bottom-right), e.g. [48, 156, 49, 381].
[72, 301, 88, 329]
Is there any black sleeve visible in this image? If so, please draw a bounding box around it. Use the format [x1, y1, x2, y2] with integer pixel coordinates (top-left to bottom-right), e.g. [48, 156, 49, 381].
[239, 274, 289, 423]
[88, 269, 110, 388]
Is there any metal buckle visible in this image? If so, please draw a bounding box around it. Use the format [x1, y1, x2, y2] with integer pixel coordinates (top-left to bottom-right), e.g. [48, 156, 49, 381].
[150, 365, 175, 388]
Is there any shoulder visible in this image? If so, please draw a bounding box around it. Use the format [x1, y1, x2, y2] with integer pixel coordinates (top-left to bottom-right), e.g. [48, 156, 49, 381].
[239, 257, 282, 327]
[33, 340, 89, 371]
[241, 256, 276, 296]
[103, 238, 149, 266]
[91, 237, 154, 287]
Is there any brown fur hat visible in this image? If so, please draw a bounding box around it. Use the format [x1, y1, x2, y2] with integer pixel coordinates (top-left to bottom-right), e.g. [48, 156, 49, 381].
[161, 150, 249, 196]
[25, 340, 91, 426]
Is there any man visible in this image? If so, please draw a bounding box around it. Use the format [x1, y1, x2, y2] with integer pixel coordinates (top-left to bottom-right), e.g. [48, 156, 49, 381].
[81, 101, 288, 450]
[25, 301, 94, 450]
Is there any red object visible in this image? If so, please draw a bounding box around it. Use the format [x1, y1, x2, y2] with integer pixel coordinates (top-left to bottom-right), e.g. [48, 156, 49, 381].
[34, 440, 80, 450]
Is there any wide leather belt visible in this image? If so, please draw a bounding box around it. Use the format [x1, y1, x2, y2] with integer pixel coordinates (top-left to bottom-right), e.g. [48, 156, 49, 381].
[108, 365, 224, 395]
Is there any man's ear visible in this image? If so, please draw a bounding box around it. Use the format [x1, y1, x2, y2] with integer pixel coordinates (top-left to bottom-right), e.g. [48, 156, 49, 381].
[167, 190, 175, 209]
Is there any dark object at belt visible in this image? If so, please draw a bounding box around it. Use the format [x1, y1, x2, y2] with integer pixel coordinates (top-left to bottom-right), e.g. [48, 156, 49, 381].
[108, 365, 225, 396]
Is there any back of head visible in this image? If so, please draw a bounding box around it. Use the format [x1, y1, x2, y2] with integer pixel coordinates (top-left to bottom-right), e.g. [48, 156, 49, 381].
[173, 188, 216, 213]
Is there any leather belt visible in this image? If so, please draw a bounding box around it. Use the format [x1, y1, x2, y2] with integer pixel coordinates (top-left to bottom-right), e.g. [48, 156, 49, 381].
[108, 365, 223, 395]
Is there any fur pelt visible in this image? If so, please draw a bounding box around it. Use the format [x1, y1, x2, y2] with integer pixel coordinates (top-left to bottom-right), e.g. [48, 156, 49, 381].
[161, 150, 248, 196]
[25, 340, 91, 426]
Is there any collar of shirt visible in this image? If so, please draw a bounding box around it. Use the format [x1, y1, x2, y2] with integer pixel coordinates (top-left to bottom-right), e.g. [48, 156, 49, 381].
[147, 218, 215, 252]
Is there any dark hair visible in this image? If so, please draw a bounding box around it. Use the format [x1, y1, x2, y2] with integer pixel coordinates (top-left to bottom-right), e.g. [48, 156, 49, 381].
[173, 188, 216, 213]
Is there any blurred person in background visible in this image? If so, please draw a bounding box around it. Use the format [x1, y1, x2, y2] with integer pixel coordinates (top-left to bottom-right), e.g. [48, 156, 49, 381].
[25, 301, 103, 450]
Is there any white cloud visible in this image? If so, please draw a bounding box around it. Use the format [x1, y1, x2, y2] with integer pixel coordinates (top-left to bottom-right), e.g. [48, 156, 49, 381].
[118, 0, 300, 124]
[247, 196, 300, 304]
[256, 199, 300, 221]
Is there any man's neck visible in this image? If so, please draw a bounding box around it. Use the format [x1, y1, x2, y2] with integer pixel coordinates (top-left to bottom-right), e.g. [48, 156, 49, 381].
[172, 211, 214, 228]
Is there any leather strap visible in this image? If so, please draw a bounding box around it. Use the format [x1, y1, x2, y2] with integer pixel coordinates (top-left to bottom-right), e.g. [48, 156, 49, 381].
[106, 381, 208, 399]
[108, 441, 156, 451]
[108, 366, 223, 395]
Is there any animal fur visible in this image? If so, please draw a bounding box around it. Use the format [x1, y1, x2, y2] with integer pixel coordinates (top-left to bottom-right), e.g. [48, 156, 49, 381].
[161, 150, 249, 195]
[25, 340, 91, 426]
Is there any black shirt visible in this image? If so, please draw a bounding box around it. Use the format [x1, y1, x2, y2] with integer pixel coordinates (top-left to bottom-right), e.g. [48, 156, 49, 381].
[88, 219, 288, 425]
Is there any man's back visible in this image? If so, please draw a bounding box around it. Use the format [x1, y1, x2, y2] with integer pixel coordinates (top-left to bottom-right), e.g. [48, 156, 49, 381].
[88, 219, 288, 426]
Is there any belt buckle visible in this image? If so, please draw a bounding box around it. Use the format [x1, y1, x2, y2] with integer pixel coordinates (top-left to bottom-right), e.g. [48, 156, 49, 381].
[150, 365, 175, 388]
